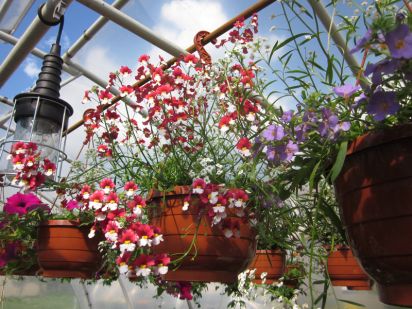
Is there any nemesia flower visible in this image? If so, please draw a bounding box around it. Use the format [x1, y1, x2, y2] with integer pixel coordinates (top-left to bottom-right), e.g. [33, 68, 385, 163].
[89, 191, 105, 210]
[124, 181, 138, 197]
[98, 90, 113, 104]
[120, 85, 133, 97]
[385, 24, 412, 59]
[99, 178, 115, 194]
[4, 192, 44, 216]
[333, 84, 360, 98]
[182, 196, 190, 211]
[236, 137, 252, 157]
[104, 221, 120, 242]
[81, 184, 91, 199]
[154, 254, 170, 275]
[192, 178, 206, 194]
[178, 282, 193, 300]
[136, 224, 154, 247]
[103, 192, 119, 211]
[11, 142, 26, 155]
[116, 252, 132, 274]
[183, 54, 198, 65]
[366, 90, 400, 121]
[151, 226, 164, 246]
[138, 54, 150, 64]
[42, 159, 56, 176]
[133, 254, 155, 277]
[119, 66, 132, 76]
[129, 195, 146, 216]
[119, 229, 138, 253]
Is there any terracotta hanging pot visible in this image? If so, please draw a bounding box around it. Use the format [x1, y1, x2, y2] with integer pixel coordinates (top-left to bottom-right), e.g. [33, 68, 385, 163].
[37, 220, 103, 279]
[148, 186, 257, 283]
[327, 246, 372, 290]
[248, 249, 285, 284]
[335, 124, 412, 306]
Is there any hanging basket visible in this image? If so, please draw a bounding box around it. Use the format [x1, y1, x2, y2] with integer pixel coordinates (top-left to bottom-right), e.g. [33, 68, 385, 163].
[37, 220, 103, 279]
[327, 246, 372, 290]
[335, 124, 412, 306]
[248, 249, 285, 284]
[148, 186, 257, 283]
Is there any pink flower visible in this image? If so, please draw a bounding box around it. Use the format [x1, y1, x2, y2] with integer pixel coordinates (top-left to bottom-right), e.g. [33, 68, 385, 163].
[116, 252, 132, 274]
[99, 178, 115, 194]
[183, 54, 199, 65]
[124, 181, 138, 197]
[133, 254, 155, 277]
[81, 184, 91, 200]
[154, 253, 170, 275]
[103, 192, 119, 211]
[104, 221, 120, 243]
[127, 195, 146, 216]
[42, 159, 56, 176]
[136, 224, 154, 247]
[119, 229, 138, 253]
[177, 282, 193, 300]
[65, 200, 80, 211]
[138, 54, 150, 64]
[4, 192, 46, 216]
[119, 66, 132, 76]
[192, 178, 206, 194]
[89, 190, 105, 210]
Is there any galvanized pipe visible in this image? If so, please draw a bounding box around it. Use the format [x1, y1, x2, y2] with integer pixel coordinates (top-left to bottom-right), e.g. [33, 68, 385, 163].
[76, 0, 187, 57]
[0, 0, 74, 87]
[62, 0, 129, 62]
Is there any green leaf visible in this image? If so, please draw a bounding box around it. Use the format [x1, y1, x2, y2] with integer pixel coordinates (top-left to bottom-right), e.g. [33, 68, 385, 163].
[309, 160, 321, 192]
[337, 299, 366, 307]
[269, 33, 311, 63]
[330, 141, 348, 182]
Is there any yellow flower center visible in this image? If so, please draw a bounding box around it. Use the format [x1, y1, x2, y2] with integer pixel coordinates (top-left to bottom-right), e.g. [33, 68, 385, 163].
[396, 39, 405, 50]
[94, 199, 100, 203]
[124, 240, 131, 244]
[142, 236, 148, 239]
[110, 200, 115, 203]
[140, 265, 146, 269]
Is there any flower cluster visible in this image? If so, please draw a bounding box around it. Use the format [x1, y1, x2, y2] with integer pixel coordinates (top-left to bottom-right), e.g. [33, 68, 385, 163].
[80, 15, 264, 191]
[63, 178, 170, 278]
[186, 178, 250, 237]
[3, 192, 49, 216]
[8, 142, 56, 190]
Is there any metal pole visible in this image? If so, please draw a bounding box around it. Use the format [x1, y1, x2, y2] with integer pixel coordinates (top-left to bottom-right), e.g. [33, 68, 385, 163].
[0, 0, 74, 87]
[0, 96, 14, 107]
[118, 276, 133, 309]
[62, 0, 129, 62]
[76, 0, 187, 57]
[66, 0, 277, 135]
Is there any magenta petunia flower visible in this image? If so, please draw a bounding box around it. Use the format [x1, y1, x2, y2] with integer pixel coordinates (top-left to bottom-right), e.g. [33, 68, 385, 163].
[385, 24, 412, 59]
[366, 90, 400, 121]
[333, 84, 360, 98]
[3, 192, 45, 216]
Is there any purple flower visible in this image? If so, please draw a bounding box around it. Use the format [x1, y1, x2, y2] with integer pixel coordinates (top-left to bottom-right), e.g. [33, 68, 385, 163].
[318, 108, 339, 137]
[281, 110, 294, 122]
[279, 140, 299, 162]
[364, 59, 399, 84]
[353, 93, 367, 108]
[366, 90, 400, 121]
[350, 29, 372, 54]
[385, 24, 412, 59]
[3, 193, 45, 216]
[333, 84, 360, 98]
[262, 124, 285, 141]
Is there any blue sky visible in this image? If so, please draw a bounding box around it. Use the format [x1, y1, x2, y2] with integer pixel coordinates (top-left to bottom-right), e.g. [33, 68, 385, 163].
[0, 0, 366, 160]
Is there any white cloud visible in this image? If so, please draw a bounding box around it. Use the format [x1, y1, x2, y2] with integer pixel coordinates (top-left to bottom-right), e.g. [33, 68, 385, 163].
[45, 33, 71, 50]
[82, 45, 120, 80]
[147, 0, 228, 61]
[23, 58, 40, 78]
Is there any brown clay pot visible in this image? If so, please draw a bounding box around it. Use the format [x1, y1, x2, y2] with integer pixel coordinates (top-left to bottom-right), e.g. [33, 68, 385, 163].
[327, 246, 372, 290]
[335, 124, 412, 306]
[248, 250, 285, 284]
[37, 220, 103, 279]
[148, 186, 257, 283]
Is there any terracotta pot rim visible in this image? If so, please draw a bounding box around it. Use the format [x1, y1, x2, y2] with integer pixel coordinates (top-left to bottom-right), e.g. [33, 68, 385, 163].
[324, 244, 351, 252]
[39, 219, 81, 227]
[256, 249, 284, 254]
[147, 185, 192, 200]
[346, 124, 412, 156]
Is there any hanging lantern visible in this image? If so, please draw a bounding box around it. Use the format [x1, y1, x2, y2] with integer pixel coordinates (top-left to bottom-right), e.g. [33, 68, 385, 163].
[0, 18, 73, 187]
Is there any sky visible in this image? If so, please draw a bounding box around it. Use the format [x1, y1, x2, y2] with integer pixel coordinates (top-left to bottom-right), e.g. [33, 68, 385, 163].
[0, 0, 364, 160]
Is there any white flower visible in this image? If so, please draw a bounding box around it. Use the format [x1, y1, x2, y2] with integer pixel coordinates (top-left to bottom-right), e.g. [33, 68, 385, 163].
[133, 205, 143, 216]
[102, 201, 118, 212]
[88, 228, 96, 238]
[118, 263, 129, 274]
[192, 187, 204, 194]
[139, 237, 150, 247]
[120, 242, 136, 253]
[208, 191, 219, 204]
[182, 201, 189, 211]
[151, 234, 164, 246]
[135, 266, 151, 277]
[155, 265, 168, 275]
[223, 228, 233, 238]
[105, 230, 118, 242]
